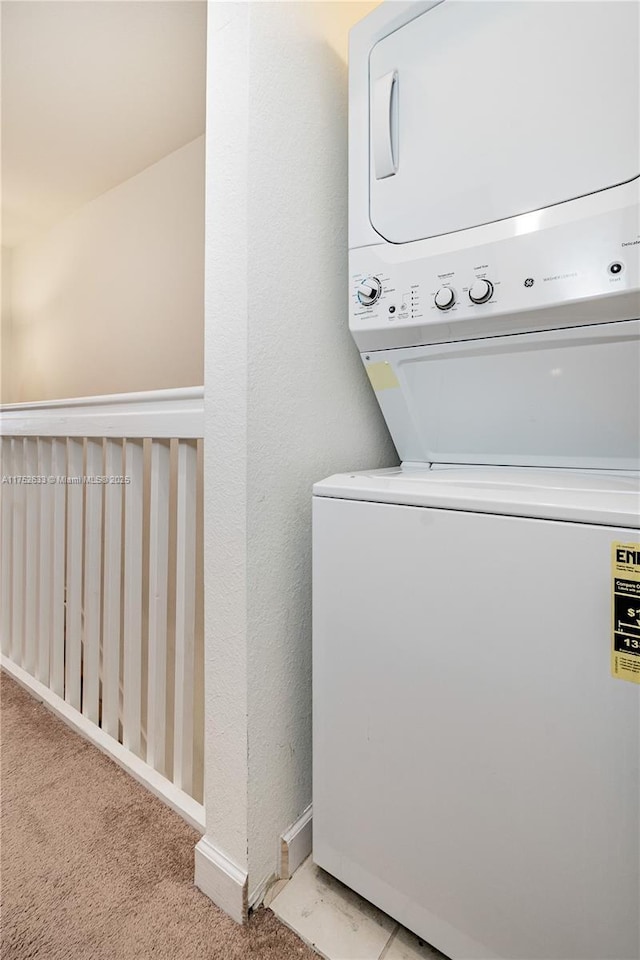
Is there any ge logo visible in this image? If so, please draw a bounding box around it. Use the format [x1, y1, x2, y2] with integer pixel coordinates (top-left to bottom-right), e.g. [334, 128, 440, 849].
[524, 278, 535, 288]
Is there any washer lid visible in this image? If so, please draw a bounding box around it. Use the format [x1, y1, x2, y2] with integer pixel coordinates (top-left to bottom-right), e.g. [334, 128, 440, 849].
[313, 466, 640, 528]
[369, 1, 639, 244]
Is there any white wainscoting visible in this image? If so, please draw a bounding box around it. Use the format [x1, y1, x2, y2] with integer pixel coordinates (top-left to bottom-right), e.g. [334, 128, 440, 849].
[0, 388, 205, 831]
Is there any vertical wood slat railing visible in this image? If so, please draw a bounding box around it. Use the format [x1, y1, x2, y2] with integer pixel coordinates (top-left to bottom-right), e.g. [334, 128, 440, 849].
[0, 388, 204, 831]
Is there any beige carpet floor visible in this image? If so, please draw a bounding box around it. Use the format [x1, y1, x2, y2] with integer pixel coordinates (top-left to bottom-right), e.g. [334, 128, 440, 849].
[0, 673, 316, 960]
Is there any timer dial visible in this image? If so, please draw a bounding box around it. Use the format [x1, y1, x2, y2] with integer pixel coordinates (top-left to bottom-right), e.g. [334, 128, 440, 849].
[434, 286, 456, 310]
[356, 277, 382, 306]
[469, 279, 494, 304]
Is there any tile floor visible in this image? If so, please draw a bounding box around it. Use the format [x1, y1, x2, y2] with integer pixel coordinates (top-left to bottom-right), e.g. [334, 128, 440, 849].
[268, 857, 447, 960]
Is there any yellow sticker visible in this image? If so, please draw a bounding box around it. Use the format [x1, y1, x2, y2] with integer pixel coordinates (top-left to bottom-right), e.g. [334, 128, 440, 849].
[611, 541, 640, 684]
[366, 361, 399, 392]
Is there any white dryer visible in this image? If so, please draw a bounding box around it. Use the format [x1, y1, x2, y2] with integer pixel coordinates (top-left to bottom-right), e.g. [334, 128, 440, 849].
[313, 2, 640, 958]
[347, 0, 639, 471]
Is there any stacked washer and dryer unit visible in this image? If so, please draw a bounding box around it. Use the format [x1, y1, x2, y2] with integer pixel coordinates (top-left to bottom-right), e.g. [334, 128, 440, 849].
[313, 3, 640, 960]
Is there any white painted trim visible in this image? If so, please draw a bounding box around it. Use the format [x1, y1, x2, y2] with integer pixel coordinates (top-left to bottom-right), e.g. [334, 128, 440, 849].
[195, 837, 248, 924]
[242, 806, 314, 910]
[0, 386, 204, 439]
[1, 656, 205, 834]
[173, 439, 197, 792]
[122, 439, 144, 756]
[279, 805, 313, 880]
[248, 872, 276, 912]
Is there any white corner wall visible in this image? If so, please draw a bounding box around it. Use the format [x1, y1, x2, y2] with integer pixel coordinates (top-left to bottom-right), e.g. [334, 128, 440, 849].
[202, 0, 393, 913]
[6, 136, 205, 402]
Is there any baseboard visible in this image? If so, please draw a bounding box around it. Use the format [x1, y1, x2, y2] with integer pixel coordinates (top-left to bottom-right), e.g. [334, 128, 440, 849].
[195, 837, 249, 924]
[248, 871, 276, 911]
[1, 656, 205, 834]
[279, 804, 312, 879]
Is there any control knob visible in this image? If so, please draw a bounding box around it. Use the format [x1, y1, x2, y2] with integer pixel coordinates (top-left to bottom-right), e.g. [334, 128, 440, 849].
[356, 277, 382, 306]
[434, 286, 456, 311]
[468, 279, 494, 304]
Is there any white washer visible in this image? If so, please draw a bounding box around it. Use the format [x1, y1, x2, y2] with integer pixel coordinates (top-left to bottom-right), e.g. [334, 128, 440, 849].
[313, 466, 640, 960]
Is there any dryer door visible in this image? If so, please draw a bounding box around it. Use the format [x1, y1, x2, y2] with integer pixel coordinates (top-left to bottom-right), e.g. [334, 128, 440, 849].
[369, 1, 639, 244]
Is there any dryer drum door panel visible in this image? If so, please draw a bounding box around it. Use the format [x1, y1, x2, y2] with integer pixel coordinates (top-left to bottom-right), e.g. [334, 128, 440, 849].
[364, 320, 640, 469]
[369, 0, 640, 244]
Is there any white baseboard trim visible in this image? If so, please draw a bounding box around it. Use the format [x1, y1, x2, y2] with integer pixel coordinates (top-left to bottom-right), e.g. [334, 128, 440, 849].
[195, 837, 249, 924]
[279, 804, 313, 879]
[248, 871, 276, 911]
[1, 656, 205, 834]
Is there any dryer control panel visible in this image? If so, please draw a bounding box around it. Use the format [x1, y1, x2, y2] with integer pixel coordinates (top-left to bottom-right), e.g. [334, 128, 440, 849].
[349, 190, 640, 353]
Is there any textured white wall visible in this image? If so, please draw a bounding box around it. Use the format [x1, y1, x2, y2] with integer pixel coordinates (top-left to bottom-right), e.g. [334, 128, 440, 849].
[203, 0, 394, 900]
[7, 136, 204, 402]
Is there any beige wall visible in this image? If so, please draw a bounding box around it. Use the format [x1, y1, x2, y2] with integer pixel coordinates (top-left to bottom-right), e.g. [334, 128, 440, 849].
[1, 247, 12, 402]
[315, 0, 379, 61]
[4, 136, 204, 403]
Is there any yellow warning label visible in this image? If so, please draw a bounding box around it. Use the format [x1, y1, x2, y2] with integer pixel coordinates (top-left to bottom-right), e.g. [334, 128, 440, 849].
[366, 361, 399, 392]
[611, 542, 640, 684]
